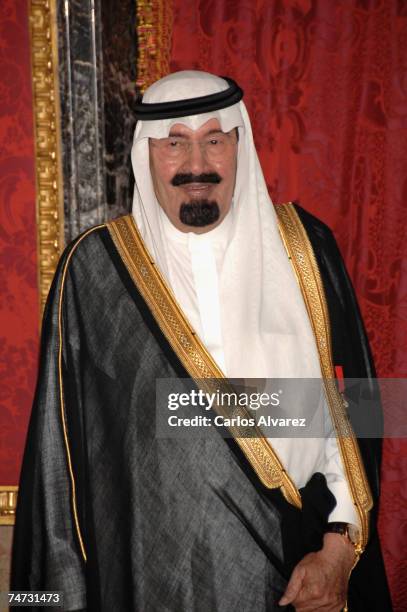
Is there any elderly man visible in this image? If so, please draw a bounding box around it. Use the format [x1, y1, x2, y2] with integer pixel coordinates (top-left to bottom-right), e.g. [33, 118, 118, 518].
[12, 71, 391, 611]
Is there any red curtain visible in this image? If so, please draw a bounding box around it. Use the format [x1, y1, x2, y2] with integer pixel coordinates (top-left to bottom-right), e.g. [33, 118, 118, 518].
[0, 1, 38, 485]
[169, 0, 407, 609]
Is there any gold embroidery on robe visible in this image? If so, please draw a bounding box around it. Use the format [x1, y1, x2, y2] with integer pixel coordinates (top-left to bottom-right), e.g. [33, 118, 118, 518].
[275, 203, 372, 549]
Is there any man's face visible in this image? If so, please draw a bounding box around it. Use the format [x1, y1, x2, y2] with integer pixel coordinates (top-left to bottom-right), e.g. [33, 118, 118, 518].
[149, 118, 238, 233]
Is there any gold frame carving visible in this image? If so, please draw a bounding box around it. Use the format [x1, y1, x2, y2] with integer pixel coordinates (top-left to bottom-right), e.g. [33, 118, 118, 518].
[0, 0, 64, 526]
[30, 0, 64, 313]
[136, 0, 173, 93]
[0, 486, 18, 526]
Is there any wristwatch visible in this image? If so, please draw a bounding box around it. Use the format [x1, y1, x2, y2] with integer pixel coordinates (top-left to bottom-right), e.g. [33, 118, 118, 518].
[326, 521, 359, 542]
[326, 523, 363, 612]
[325, 522, 363, 561]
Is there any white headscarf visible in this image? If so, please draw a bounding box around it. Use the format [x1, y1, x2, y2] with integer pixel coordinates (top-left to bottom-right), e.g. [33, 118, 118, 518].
[131, 70, 321, 380]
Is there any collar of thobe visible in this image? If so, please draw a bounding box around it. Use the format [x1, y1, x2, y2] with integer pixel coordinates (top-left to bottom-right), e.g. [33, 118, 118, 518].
[159, 204, 234, 251]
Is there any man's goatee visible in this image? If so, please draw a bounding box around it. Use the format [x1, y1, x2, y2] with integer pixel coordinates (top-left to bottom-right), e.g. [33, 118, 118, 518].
[179, 200, 220, 227]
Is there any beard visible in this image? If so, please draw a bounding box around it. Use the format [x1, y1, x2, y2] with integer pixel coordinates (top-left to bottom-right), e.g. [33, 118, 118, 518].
[179, 199, 220, 227]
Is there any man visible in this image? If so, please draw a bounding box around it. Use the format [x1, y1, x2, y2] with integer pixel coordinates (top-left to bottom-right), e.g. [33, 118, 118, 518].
[12, 71, 391, 611]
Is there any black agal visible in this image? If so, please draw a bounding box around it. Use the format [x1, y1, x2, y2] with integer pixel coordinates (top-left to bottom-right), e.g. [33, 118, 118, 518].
[135, 76, 243, 120]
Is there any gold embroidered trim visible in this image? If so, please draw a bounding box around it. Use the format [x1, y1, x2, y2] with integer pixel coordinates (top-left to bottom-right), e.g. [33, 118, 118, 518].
[107, 215, 302, 508]
[58, 224, 105, 562]
[275, 203, 373, 548]
[136, 0, 173, 93]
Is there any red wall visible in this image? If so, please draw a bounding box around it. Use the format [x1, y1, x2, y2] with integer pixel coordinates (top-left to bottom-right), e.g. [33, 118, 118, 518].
[0, 0, 38, 485]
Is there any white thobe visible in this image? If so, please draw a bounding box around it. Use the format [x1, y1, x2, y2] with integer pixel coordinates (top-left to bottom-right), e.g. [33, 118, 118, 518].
[161, 210, 359, 526]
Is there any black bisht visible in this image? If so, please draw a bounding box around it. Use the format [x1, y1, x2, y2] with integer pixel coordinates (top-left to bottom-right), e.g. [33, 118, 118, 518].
[11, 205, 392, 611]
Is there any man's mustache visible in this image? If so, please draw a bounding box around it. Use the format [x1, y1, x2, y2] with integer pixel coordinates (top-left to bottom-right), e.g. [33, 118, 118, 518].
[171, 172, 222, 187]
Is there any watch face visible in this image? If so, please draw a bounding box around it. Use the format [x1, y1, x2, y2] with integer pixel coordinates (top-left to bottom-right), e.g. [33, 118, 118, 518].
[347, 524, 360, 545]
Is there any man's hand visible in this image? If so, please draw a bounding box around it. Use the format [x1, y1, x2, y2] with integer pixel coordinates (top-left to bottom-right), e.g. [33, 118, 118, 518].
[279, 533, 356, 611]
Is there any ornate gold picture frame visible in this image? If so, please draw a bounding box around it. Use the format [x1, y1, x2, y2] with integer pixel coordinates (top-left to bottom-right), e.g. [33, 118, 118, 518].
[0, 0, 64, 526]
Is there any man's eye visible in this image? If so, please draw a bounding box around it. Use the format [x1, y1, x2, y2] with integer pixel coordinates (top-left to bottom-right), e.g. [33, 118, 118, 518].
[169, 141, 179, 147]
[209, 139, 219, 145]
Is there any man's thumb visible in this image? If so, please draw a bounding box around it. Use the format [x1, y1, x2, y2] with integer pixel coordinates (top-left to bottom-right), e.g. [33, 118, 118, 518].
[279, 567, 305, 606]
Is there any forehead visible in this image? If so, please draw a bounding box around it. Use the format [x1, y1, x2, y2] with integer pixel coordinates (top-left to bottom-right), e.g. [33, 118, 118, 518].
[168, 117, 223, 138]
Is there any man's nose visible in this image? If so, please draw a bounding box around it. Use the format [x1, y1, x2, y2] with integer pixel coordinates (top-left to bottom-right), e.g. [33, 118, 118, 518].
[182, 142, 209, 175]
